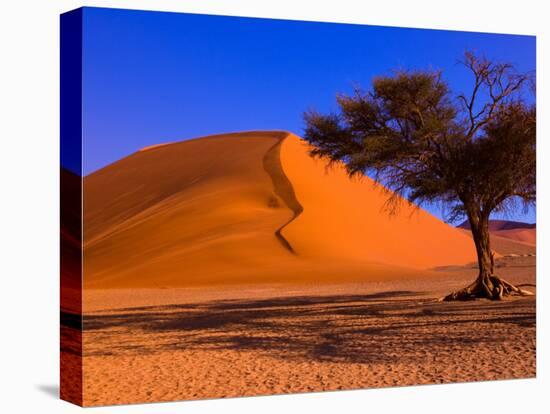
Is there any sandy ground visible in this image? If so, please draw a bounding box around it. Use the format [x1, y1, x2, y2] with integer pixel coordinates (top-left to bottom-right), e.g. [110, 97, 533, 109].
[65, 255, 536, 406]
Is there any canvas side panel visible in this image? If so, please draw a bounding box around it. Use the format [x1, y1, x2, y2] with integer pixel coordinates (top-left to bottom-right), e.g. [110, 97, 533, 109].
[60, 8, 83, 407]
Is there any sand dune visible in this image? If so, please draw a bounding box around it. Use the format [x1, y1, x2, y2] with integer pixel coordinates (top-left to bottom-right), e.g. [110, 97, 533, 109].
[280, 135, 475, 268]
[458, 219, 536, 248]
[83, 131, 476, 290]
[456, 228, 535, 257]
[457, 219, 536, 255]
[489, 233, 535, 256]
[459, 219, 535, 232]
[493, 228, 536, 245]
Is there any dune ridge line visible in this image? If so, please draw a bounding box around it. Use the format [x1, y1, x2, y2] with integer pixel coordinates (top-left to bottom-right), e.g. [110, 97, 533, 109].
[262, 134, 304, 254]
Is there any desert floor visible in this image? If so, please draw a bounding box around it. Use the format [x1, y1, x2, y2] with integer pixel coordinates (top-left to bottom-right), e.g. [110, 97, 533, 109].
[71, 255, 535, 406]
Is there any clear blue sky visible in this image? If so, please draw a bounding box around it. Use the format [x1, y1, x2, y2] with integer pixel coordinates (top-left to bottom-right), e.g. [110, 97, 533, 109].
[81, 7, 536, 222]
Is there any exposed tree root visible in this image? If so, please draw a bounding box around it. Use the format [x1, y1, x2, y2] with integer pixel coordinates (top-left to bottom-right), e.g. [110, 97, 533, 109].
[440, 274, 535, 301]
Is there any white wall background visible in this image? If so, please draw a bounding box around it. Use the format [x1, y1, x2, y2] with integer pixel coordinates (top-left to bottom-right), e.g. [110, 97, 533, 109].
[0, 0, 547, 412]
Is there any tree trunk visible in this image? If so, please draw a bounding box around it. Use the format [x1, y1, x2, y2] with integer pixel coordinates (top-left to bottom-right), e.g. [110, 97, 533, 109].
[441, 210, 534, 301]
[471, 213, 497, 297]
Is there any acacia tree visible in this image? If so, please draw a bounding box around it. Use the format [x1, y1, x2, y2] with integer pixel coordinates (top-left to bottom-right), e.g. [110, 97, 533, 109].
[303, 52, 535, 301]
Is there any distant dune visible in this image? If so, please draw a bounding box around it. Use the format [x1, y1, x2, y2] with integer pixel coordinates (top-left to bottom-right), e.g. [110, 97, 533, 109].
[458, 219, 536, 249]
[83, 131, 477, 289]
[458, 219, 535, 232]
[493, 228, 535, 245]
[499, 221, 535, 231]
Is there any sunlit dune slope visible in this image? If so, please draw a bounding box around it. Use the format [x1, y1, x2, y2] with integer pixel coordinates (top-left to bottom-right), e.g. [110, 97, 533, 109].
[280, 134, 476, 269]
[84, 131, 476, 289]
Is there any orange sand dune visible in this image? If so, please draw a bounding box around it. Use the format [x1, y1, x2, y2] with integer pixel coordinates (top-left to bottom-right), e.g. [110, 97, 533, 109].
[83, 131, 476, 289]
[280, 134, 475, 268]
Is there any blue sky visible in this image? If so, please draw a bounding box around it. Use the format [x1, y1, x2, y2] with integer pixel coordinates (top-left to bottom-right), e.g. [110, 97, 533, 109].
[81, 7, 536, 222]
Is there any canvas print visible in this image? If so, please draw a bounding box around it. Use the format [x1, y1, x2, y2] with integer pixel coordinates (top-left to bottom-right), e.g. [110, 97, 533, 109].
[60, 7, 536, 407]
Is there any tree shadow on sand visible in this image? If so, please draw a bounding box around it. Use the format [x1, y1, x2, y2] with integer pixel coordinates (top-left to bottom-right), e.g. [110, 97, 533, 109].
[69, 290, 535, 365]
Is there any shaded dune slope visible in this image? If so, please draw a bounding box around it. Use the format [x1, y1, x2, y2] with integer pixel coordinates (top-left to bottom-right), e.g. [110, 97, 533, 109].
[85, 131, 295, 288]
[84, 131, 477, 289]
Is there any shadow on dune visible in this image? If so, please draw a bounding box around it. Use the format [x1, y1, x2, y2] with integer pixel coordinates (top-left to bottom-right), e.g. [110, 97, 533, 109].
[262, 135, 304, 254]
[71, 291, 535, 364]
